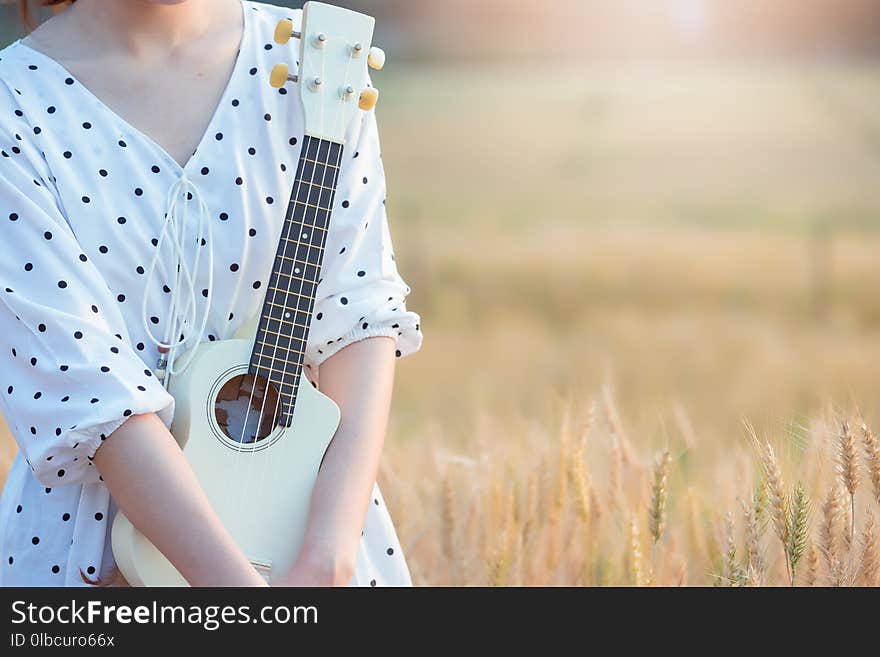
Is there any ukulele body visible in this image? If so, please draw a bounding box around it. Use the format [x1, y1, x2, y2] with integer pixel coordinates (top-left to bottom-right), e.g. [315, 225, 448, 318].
[110, 318, 340, 586]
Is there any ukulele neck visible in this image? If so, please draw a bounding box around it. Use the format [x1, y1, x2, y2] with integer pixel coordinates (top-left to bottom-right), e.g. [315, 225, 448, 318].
[248, 135, 344, 426]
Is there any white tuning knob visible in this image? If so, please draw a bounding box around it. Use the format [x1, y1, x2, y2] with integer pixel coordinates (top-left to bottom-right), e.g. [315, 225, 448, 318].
[367, 47, 386, 71]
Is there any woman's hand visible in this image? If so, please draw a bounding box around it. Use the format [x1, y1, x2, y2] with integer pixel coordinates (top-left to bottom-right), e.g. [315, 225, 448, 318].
[272, 550, 355, 587]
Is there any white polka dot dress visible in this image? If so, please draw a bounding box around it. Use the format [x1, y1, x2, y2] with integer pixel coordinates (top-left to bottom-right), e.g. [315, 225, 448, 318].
[0, 1, 421, 587]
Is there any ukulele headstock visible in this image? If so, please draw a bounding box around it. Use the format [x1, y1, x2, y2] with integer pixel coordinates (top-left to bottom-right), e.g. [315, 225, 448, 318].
[270, 2, 385, 144]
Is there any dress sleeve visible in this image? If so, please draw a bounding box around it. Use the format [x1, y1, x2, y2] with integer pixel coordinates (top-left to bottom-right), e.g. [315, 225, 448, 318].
[305, 93, 423, 370]
[0, 86, 175, 488]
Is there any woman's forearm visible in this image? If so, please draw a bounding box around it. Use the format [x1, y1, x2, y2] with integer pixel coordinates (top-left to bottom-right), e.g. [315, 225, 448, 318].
[297, 336, 398, 583]
[93, 412, 266, 587]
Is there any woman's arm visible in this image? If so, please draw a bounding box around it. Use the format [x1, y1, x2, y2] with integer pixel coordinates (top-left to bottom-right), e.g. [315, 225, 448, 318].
[275, 336, 398, 586]
[94, 412, 267, 587]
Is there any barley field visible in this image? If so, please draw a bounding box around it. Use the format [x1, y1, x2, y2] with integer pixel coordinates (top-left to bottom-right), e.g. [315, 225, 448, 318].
[3, 61, 880, 585]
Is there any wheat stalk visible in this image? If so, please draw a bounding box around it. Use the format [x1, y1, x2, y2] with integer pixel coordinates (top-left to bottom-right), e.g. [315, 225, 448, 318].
[742, 496, 766, 586]
[804, 538, 819, 587]
[648, 448, 672, 544]
[628, 515, 645, 586]
[820, 484, 844, 586]
[858, 510, 878, 587]
[862, 422, 880, 508]
[837, 421, 860, 546]
[787, 481, 810, 584]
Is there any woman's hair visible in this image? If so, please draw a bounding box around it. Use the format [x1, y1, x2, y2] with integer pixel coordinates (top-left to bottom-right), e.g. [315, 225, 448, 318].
[18, 0, 75, 31]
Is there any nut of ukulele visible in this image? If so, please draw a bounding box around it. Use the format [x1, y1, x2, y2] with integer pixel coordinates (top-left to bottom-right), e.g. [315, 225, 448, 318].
[367, 46, 386, 71]
[358, 87, 379, 111]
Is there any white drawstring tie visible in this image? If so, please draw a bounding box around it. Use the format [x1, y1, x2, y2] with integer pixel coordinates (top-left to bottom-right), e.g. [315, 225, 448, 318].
[141, 173, 215, 389]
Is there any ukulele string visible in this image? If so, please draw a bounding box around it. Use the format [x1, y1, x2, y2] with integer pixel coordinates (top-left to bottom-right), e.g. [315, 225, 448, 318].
[250, 47, 354, 507]
[232, 39, 328, 520]
[243, 54, 334, 519]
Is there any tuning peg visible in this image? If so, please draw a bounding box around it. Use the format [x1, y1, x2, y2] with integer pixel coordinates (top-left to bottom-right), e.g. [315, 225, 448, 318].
[274, 18, 302, 45]
[367, 47, 386, 71]
[270, 63, 298, 89]
[358, 87, 379, 111]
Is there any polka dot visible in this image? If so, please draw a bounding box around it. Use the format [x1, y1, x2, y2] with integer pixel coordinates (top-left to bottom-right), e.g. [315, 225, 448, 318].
[386, 548, 394, 555]
[63, 150, 71, 159]
[95, 512, 103, 521]
[215, 132, 224, 141]
[62, 513, 70, 521]
[31, 536, 39, 545]
[252, 281, 261, 289]
[82, 122, 92, 129]
[342, 201, 350, 208]
[51, 565, 60, 574]
[57, 280, 67, 288]
[151, 165, 161, 173]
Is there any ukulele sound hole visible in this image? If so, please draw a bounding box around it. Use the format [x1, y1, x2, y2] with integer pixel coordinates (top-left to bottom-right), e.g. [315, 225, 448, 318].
[214, 373, 283, 445]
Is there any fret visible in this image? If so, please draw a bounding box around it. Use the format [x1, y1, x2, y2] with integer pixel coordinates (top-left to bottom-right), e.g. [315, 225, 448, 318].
[279, 237, 324, 250]
[288, 199, 333, 214]
[300, 157, 340, 169]
[261, 314, 313, 332]
[266, 285, 318, 300]
[272, 269, 320, 286]
[288, 179, 336, 193]
[248, 355, 301, 377]
[283, 213, 331, 231]
[258, 325, 308, 341]
[263, 298, 316, 315]
[296, 162, 340, 190]
[254, 338, 306, 357]
[273, 255, 321, 280]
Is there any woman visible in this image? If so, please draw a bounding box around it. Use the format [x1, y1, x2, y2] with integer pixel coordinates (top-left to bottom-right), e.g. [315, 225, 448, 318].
[0, 0, 422, 586]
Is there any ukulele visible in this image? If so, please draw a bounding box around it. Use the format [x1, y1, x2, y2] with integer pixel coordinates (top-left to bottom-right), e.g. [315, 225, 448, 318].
[111, 2, 386, 586]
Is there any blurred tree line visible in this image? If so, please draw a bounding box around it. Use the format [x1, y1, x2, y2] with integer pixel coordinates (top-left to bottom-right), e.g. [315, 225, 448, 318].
[3, 0, 880, 61]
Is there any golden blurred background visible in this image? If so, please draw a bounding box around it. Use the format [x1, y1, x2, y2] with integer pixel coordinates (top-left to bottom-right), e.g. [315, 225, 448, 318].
[2, 1, 880, 585]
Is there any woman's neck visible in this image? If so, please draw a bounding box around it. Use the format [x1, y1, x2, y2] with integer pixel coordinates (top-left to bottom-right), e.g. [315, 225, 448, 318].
[26, 0, 242, 60]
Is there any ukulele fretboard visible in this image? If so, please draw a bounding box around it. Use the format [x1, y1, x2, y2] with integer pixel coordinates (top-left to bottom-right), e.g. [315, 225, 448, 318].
[248, 135, 344, 426]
